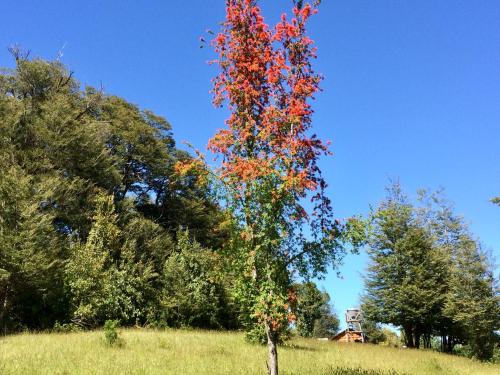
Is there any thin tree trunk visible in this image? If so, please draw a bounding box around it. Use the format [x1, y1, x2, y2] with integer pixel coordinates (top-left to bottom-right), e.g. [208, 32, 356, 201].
[265, 320, 278, 375]
[447, 336, 454, 353]
[403, 326, 414, 348]
[423, 333, 431, 349]
[0, 284, 8, 320]
[414, 331, 421, 349]
[0, 283, 9, 333]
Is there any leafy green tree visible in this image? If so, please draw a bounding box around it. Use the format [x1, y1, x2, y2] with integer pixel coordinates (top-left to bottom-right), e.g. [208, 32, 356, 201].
[0, 51, 231, 331]
[312, 300, 340, 338]
[416, 190, 499, 356]
[0, 162, 67, 331]
[363, 184, 448, 348]
[294, 282, 339, 338]
[66, 193, 158, 326]
[364, 184, 499, 359]
[443, 238, 499, 360]
[294, 282, 324, 337]
[65, 194, 121, 326]
[160, 230, 234, 328]
[362, 320, 386, 344]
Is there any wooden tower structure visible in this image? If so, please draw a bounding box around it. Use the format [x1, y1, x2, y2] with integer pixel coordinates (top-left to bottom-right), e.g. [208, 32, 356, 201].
[331, 307, 366, 343]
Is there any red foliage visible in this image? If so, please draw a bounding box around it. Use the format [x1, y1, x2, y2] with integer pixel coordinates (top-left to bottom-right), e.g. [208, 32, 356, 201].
[208, 0, 330, 212]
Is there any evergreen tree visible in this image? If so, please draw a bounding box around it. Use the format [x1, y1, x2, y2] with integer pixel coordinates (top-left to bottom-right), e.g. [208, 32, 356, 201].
[312, 294, 340, 338]
[66, 194, 159, 327]
[294, 282, 339, 338]
[0, 163, 67, 331]
[363, 184, 448, 348]
[160, 230, 235, 329]
[363, 184, 499, 359]
[443, 238, 499, 360]
[0, 51, 230, 331]
[65, 194, 121, 326]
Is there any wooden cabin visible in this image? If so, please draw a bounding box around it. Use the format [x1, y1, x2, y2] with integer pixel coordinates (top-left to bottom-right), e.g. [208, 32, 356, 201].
[331, 329, 365, 343]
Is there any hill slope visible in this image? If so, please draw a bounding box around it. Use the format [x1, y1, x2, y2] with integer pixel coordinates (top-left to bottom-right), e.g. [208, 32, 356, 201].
[1, 329, 498, 375]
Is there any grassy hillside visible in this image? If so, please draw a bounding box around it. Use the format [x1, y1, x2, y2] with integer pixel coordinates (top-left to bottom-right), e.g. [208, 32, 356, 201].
[1, 329, 498, 375]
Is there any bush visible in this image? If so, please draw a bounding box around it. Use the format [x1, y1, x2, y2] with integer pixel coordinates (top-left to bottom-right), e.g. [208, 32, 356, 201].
[53, 321, 82, 333]
[491, 347, 500, 364]
[103, 320, 121, 346]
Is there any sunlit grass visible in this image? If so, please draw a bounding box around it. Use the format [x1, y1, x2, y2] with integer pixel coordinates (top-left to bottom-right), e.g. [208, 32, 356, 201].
[1, 329, 498, 375]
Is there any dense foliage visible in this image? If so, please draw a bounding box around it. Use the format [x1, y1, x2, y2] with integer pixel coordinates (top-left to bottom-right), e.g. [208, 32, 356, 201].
[0, 52, 341, 342]
[362, 183, 499, 360]
[0, 52, 231, 332]
[294, 281, 339, 338]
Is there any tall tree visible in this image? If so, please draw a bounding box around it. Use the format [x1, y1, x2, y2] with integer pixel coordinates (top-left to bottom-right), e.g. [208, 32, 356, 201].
[362, 184, 448, 348]
[0, 52, 232, 331]
[443, 238, 499, 360]
[415, 189, 499, 356]
[200, 1, 356, 373]
[363, 184, 499, 359]
[66, 193, 158, 327]
[160, 230, 236, 329]
[294, 282, 339, 338]
[0, 163, 67, 331]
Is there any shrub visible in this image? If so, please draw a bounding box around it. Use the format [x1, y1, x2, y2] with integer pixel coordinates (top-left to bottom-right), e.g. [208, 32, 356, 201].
[53, 321, 82, 333]
[103, 319, 120, 346]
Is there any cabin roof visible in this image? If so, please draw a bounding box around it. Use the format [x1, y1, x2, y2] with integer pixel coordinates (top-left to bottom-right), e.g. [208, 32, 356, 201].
[331, 328, 364, 341]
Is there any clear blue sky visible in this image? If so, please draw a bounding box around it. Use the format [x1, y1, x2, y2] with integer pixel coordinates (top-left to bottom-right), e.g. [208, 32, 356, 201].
[2, 0, 499, 328]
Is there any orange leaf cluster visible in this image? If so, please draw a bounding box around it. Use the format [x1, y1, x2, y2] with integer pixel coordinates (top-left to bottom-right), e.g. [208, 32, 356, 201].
[208, 0, 330, 206]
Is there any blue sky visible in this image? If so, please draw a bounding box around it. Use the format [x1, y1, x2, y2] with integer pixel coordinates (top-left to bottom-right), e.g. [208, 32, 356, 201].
[1, 0, 499, 328]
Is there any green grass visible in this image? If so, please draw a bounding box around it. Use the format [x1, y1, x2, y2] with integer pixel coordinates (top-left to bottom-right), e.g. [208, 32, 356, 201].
[1, 329, 498, 375]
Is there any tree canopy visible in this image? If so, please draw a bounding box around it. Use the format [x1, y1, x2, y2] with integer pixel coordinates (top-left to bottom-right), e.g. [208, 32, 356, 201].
[0, 52, 229, 331]
[363, 183, 499, 359]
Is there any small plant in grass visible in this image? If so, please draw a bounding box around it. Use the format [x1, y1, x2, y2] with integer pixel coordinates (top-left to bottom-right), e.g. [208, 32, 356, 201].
[103, 319, 122, 346]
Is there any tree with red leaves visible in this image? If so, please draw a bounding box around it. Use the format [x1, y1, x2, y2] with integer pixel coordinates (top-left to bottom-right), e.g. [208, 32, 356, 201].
[205, 1, 358, 373]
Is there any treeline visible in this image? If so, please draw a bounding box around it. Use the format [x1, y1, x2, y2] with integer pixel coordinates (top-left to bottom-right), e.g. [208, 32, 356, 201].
[362, 183, 499, 360]
[0, 52, 337, 338]
[1, 52, 498, 361]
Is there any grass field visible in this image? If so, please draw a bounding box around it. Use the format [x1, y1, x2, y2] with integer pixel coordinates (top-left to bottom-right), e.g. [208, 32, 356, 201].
[1, 329, 498, 375]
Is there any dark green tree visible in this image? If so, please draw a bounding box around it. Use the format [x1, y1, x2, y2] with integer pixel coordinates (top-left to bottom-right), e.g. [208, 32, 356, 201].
[416, 189, 499, 356]
[362, 320, 386, 344]
[363, 184, 448, 349]
[160, 230, 235, 328]
[294, 282, 339, 338]
[312, 297, 340, 338]
[0, 163, 67, 331]
[0, 51, 231, 331]
[443, 238, 499, 360]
